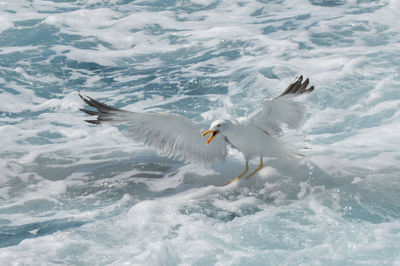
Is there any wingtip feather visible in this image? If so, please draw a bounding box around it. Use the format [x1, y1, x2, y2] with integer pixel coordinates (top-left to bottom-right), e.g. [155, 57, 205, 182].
[85, 119, 101, 125]
[79, 108, 99, 116]
[277, 75, 315, 98]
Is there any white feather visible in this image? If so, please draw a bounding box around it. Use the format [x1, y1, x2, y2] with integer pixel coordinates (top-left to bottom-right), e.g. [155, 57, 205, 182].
[79, 96, 227, 164]
[248, 95, 307, 136]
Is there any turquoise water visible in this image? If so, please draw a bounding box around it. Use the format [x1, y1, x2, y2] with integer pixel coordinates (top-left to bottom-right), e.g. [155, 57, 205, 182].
[1, 0, 400, 264]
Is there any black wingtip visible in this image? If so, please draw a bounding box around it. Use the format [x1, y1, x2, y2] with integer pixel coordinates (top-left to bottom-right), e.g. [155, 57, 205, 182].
[79, 92, 127, 125]
[85, 120, 101, 125]
[298, 78, 309, 93]
[78, 93, 88, 102]
[79, 108, 99, 116]
[276, 75, 315, 98]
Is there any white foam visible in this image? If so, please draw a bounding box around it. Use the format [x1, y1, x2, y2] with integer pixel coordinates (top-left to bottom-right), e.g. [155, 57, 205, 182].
[0, 16, 13, 32]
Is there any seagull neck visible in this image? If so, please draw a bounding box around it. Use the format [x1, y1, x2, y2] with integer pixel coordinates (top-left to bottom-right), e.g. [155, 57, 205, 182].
[222, 119, 241, 135]
[233, 117, 248, 125]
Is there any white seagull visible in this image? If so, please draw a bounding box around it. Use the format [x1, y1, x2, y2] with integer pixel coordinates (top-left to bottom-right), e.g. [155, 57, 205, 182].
[79, 76, 314, 185]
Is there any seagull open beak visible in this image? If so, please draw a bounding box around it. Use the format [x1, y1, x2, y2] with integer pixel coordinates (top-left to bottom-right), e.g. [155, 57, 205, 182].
[201, 129, 220, 145]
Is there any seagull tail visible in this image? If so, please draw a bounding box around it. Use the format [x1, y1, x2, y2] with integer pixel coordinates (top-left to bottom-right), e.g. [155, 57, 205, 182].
[279, 131, 310, 159]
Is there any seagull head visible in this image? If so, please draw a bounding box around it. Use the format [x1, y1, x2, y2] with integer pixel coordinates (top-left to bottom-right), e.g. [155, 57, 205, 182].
[201, 119, 228, 145]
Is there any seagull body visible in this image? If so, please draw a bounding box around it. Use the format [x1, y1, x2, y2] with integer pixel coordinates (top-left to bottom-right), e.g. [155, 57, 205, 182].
[79, 76, 314, 184]
[207, 118, 282, 158]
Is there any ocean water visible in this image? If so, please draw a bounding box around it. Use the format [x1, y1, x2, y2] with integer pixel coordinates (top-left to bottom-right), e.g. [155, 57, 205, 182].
[1, 0, 400, 264]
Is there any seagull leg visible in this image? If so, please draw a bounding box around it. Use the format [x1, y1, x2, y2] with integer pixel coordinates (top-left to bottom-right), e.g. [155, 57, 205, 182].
[225, 161, 249, 185]
[245, 157, 263, 179]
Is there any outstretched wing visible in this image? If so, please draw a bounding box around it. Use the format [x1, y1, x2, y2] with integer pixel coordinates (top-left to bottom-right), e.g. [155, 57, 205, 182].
[79, 94, 228, 164]
[248, 76, 314, 136]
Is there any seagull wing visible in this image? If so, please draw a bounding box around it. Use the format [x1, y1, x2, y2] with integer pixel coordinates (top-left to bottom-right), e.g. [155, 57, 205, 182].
[79, 94, 228, 164]
[248, 76, 314, 136]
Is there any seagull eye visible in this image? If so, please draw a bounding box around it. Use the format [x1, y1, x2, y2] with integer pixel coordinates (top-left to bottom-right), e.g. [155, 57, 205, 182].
[216, 124, 221, 127]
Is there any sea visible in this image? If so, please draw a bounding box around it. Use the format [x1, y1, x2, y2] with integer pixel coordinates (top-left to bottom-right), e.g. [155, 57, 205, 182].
[1, 0, 399, 265]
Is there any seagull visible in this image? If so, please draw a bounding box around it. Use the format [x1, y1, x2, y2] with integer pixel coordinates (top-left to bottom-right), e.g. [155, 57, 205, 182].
[79, 76, 314, 185]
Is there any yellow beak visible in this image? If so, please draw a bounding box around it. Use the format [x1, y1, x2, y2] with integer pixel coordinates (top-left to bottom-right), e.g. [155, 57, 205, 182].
[201, 129, 220, 145]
